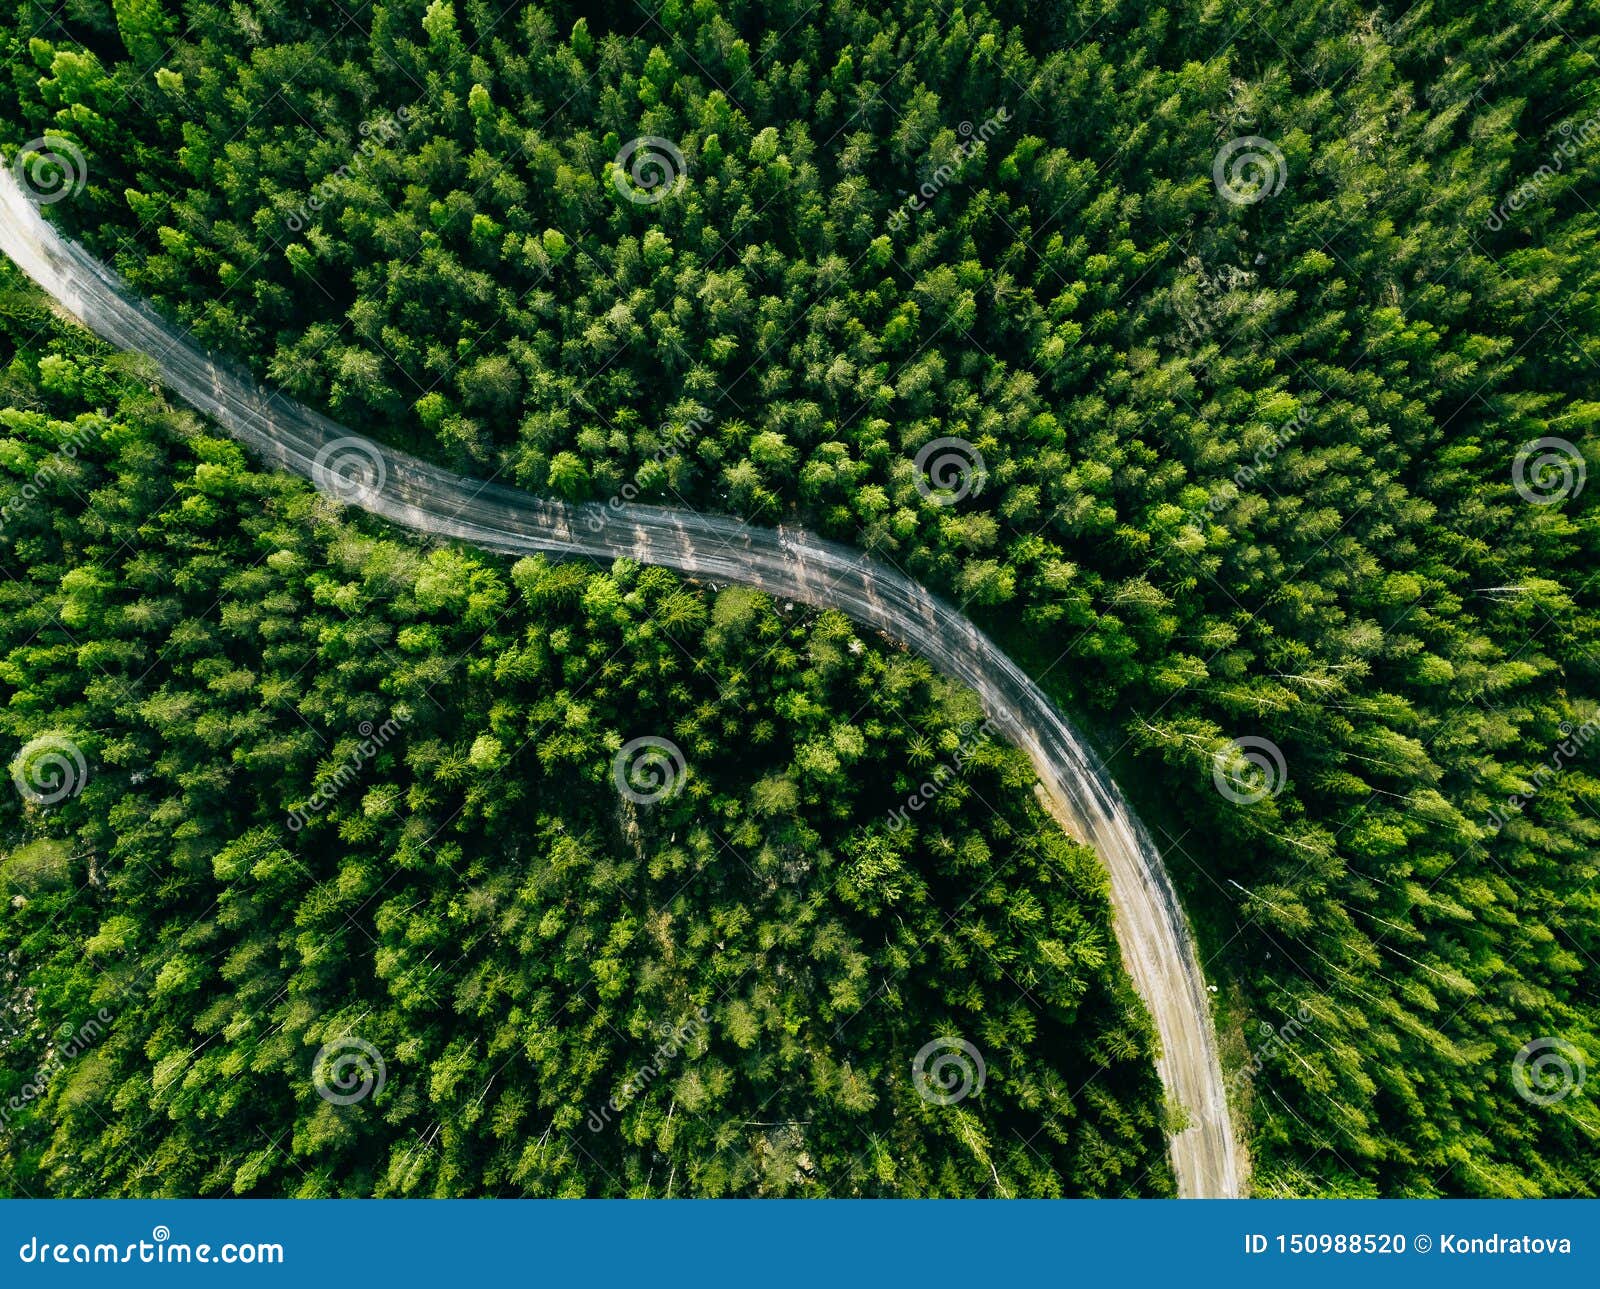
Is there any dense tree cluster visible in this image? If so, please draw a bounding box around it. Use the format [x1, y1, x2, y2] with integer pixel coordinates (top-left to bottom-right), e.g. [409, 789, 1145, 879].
[1, 0, 1598, 1194]
[0, 293, 1168, 1196]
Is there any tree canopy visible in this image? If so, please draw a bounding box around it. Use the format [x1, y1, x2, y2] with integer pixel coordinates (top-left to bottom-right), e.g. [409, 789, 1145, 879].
[2, 0, 1598, 1196]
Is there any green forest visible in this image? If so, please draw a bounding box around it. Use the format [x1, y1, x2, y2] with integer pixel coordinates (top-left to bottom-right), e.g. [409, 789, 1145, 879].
[2, 0, 1599, 1197]
[0, 287, 1169, 1196]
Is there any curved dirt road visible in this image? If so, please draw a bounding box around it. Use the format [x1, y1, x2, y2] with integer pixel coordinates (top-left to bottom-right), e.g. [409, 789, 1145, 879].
[0, 166, 1241, 1199]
